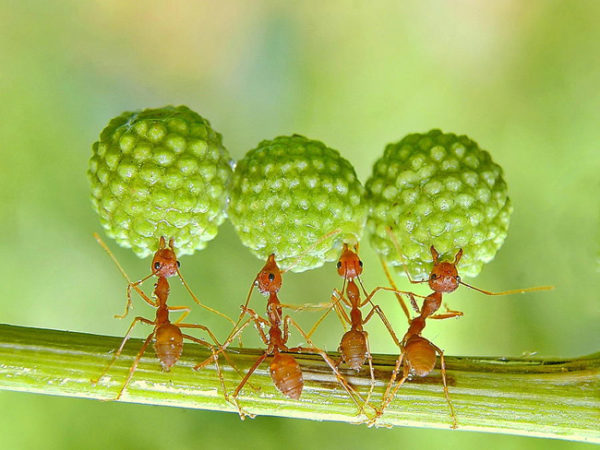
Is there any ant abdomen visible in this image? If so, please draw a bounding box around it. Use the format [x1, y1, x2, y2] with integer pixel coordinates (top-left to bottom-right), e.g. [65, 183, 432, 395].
[339, 329, 368, 371]
[154, 323, 184, 371]
[270, 353, 303, 399]
[404, 335, 436, 377]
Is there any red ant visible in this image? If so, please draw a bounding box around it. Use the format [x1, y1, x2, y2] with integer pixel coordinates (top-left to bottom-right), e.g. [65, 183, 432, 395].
[377, 314, 456, 428]
[374, 228, 554, 426]
[92, 234, 234, 400]
[206, 253, 368, 419]
[308, 243, 416, 410]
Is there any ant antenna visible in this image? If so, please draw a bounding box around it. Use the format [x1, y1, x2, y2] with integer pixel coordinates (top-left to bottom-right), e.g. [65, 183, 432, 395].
[458, 280, 554, 296]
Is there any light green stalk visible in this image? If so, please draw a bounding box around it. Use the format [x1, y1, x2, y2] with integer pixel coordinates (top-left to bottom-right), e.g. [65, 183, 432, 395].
[0, 324, 597, 443]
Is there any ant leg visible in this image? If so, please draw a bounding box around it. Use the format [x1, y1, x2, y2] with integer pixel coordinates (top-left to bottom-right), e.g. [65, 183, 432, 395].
[375, 359, 410, 424]
[92, 316, 154, 385]
[115, 330, 156, 400]
[121, 273, 158, 314]
[429, 312, 463, 320]
[307, 290, 351, 339]
[169, 305, 191, 324]
[278, 301, 338, 311]
[94, 233, 158, 317]
[362, 283, 425, 323]
[193, 317, 252, 371]
[285, 317, 372, 418]
[176, 268, 236, 327]
[231, 352, 269, 419]
[179, 322, 247, 385]
[182, 333, 230, 402]
[409, 293, 420, 315]
[362, 304, 402, 349]
[241, 306, 270, 345]
[224, 281, 258, 346]
[430, 342, 457, 428]
[363, 333, 377, 415]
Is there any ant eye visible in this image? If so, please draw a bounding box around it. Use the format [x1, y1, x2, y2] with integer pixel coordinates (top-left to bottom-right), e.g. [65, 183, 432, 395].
[176, 261, 181, 268]
[154, 262, 161, 270]
[268, 273, 275, 281]
[456, 276, 461, 282]
[430, 273, 437, 280]
[337, 261, 342, 269]
[358, 260, 363, 267]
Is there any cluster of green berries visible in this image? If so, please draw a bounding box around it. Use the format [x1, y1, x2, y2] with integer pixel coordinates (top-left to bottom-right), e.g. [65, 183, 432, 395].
[88, 107, 511, 276]
[88, 106, 233, 257]
[366, 130, 511, 279]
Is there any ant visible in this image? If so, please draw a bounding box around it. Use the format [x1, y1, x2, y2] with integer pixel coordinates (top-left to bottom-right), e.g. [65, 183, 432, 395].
[377, 314, 457, 428]
[373, 228, 553, 426]
[204, 253, 369, 419]
[92, 234, 234, 400]
[308, 243, 418, 410]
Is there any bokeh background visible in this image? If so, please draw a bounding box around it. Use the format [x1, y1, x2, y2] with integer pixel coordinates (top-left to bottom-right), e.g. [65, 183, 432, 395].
[1, 1, 598, 448]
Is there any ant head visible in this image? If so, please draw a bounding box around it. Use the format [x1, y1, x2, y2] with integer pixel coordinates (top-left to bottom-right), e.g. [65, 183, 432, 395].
[336, 244, 363, 279]
[256, 254, 282, 295]
[151, 236, 180, 278]
[428, 246, 462, 293]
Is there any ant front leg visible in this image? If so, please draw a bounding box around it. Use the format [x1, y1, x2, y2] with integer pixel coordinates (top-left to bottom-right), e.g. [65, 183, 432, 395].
[307, 289, 351, 339]
[118, 274, 159, 317]
[361, 303, 402, 349]
[168, 305, 191, 324]
[241, 306, 271, 345]
[428, 302, 464, 320]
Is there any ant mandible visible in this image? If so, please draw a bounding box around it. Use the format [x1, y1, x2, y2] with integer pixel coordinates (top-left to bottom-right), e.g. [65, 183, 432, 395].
[92, 234, 233, 400]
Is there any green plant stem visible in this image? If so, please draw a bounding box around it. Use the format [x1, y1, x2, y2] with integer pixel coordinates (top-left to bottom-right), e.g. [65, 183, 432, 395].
[0, 324, 598, 442]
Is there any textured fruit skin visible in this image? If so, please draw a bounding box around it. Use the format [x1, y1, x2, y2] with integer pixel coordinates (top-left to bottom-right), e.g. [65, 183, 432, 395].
[228, 135, 366, 272]
[88, 106, 233, 257]
[366, 129, 512, 279]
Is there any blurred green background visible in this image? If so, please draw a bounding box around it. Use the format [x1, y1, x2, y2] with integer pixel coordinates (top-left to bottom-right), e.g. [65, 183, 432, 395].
[1, 1, 598, 448]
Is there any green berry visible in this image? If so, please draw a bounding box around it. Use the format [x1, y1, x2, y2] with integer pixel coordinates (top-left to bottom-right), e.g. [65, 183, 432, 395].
[229, 135, 367, 272]
[88, 105, 233, 258]
[366, 129, 512, 279]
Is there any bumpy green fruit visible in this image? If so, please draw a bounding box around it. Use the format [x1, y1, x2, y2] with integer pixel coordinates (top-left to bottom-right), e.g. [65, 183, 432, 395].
[88, 105, 233, 258]
[229, 135, 366, 272]
[366, 129, 512, 279]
